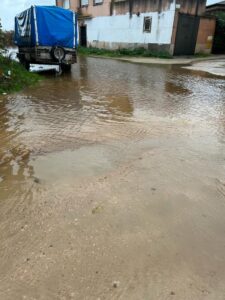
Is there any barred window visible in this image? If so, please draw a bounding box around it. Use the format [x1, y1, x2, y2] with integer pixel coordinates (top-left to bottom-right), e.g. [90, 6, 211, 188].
[94, 0, 103, 5]
[143, 16, 152, 33]
[81, 0, 88, 6]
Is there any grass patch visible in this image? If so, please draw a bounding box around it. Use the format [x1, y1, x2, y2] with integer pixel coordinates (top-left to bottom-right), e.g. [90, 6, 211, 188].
[194, 52, 211, 58]
[0, 55, 41, 94]
[78, 46, 172, 59]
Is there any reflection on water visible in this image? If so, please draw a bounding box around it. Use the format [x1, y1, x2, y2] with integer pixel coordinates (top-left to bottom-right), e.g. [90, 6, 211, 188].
[0, 56, 225, 192]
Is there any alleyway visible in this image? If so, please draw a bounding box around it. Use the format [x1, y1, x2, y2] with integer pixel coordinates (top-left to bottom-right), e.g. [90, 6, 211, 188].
[0, 57, 225, 299]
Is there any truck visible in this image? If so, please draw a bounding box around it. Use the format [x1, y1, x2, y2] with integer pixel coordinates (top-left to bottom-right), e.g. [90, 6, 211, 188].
[14, 6, 78, 72]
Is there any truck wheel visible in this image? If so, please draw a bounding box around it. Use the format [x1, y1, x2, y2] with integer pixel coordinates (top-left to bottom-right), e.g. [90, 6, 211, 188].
[51, 46, 66, 62]
[19, 58, 30, 71]
[61, 64, 72, 72]
[24, 61, 30, 71]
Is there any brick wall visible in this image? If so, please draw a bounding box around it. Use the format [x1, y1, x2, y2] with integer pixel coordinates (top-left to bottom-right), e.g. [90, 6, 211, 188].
[195, 17, 216, 54]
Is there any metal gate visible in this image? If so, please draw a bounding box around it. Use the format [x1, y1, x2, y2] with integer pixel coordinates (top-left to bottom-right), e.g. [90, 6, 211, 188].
[174, 14, 200, 56]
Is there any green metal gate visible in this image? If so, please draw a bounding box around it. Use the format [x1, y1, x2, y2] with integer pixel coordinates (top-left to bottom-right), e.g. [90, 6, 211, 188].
[174, 14, 200, 55]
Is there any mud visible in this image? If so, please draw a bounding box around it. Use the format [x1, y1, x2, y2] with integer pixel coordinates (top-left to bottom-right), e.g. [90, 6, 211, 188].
[0, 57, 225, 299]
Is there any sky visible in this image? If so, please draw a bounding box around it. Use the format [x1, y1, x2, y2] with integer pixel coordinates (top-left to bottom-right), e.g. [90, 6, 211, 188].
[1, 0, 55, 30]
[0, 0, 223, 30]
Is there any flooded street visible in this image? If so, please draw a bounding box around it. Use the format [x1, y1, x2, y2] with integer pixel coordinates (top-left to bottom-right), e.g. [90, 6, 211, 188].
[0, 56, 225, 299]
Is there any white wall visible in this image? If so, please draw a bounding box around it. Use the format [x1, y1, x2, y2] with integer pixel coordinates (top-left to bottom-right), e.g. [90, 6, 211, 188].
[63, 0, 70, 9]
[84, 1, 176, 47]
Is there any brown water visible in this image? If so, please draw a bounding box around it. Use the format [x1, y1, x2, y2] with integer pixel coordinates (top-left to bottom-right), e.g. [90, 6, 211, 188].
[0, 57, 225, 299]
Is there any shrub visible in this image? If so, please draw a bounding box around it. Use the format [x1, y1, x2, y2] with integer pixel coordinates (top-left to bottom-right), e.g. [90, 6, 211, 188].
[0, 55, 40, 94]
[0, 19, 5, 49]
[212, 12, 225, 54]
[78, 46, 172, 59]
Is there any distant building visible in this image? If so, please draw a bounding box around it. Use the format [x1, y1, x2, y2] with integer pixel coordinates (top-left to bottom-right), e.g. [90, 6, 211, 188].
[56, 0, 216, 55]
[206, 1, 225, 14]
[206, 1, 225, 53]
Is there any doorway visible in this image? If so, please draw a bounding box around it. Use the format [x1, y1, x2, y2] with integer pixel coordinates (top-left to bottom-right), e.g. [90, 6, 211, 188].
[80, 25, 87, 47]
[174, 14, 200, 55]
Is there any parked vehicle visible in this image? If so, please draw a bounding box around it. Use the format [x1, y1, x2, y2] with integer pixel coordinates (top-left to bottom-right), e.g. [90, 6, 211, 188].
[14, 6, 78, 72]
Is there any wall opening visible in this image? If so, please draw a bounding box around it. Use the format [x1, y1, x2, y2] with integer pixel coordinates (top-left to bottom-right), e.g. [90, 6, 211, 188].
[80, 25, 87, 47]
[94, 0, 103, 5]
[174, 13, 200, 55]
[143, 16, 152, 33]
[80, 0, 89, 7]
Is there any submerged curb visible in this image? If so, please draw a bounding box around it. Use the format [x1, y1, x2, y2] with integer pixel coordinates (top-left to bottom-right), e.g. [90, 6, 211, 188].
[84, 54, 225, 66]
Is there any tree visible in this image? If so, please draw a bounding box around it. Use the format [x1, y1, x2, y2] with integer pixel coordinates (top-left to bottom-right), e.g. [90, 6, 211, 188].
[0, 19, 5, 49]
[212, 12, 225, 54]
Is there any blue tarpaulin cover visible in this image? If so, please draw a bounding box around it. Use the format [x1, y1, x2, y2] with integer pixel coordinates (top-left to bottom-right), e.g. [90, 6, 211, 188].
[15, 6, 77, 48]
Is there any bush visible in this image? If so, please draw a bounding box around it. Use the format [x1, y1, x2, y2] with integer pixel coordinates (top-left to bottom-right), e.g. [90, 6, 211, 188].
[3, 31, 14, 47]
[0, 20, 14, 49]
[0, 19, 5, 49]
[0, 55, 40, 94]
[78, 46, 172, 59]
[212, 12, 225, 54]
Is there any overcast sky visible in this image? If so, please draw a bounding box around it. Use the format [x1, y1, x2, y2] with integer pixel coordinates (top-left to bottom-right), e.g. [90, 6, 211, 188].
[0, 0, 223, 30]
[1, 0, 55, 30]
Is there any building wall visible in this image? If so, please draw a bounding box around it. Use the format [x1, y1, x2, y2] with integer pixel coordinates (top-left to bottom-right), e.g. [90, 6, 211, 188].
[75, 0, 175, 18]
[83, 1, 176, 52]
[74, 0, 110, 18]
[169, 9, 179, 55]
[56, 0, 71, 9]
[206, 5, 225, 15]
[68, 0, 207, 17]
[195, 17, 216, 53]
[55, 0, 213, 55]
[112, 0, 174, 15]
[56, 0, 63, 7]
[177, 0, 206, 16]
[169, 0, 208, 55]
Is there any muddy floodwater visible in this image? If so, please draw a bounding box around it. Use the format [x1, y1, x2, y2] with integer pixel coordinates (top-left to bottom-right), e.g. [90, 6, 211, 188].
[0, 57, 225, 299]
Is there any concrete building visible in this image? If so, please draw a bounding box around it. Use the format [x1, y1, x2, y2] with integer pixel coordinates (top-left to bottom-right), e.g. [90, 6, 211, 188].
[56, 0, 216, 55]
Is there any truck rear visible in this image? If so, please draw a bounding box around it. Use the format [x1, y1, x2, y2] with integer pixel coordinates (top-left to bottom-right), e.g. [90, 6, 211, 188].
[14, 6, 77, 71]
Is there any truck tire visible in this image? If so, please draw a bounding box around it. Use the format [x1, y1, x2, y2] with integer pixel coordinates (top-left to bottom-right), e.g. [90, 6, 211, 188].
[51, 46, 66, 62]
[19, 57, 30, 71]
[24, 61, 30, 71]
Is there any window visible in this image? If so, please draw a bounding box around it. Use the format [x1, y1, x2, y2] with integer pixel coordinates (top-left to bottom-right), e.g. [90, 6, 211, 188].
[63, 0, 70, 9]
[94, 0, 103, 5]
[143, 16, 152, 33]
[81, 0, 89, 6]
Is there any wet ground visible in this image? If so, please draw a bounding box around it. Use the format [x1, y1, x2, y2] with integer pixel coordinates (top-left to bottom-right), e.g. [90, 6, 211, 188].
[0, 56, 225, 299]
[184, 59, 225, 77]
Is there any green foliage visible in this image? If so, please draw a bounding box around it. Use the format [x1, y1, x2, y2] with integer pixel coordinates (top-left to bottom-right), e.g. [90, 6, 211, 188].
[0, 19, 5, 49]
[0, 19, 14, 49]
[194, 52, 210, 58]
[213, 12, 225, 53]
[0, 55, 40, 94]
[78, 46, 172, 59]
[3, 31, 14, 47]
[215, 12, 225, 28]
